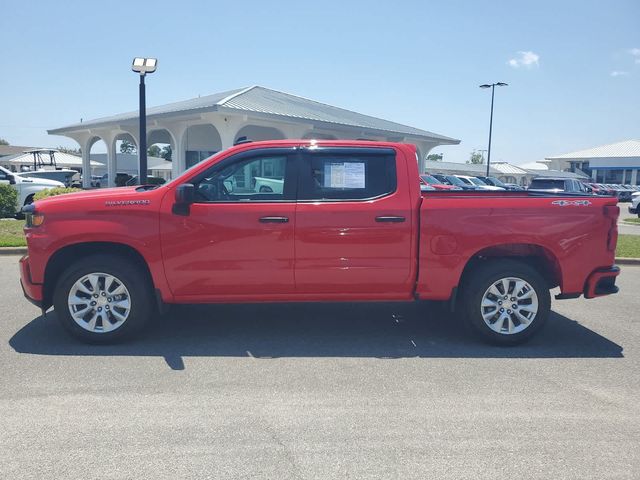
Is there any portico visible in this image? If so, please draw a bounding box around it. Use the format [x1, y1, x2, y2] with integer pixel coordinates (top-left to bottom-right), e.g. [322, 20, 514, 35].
[48, 86, 460, 187]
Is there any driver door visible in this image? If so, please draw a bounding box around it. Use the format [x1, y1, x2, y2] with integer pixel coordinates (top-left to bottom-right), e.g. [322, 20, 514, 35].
[160, 149, 297, 300]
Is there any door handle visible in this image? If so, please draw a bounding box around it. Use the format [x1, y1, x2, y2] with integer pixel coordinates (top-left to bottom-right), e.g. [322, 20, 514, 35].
[259, 216, 289, 223]
[375, 216, 405, 223]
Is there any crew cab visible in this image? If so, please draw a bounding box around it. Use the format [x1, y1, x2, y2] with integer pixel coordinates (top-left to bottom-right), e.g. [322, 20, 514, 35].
[19, 140, 621, 345]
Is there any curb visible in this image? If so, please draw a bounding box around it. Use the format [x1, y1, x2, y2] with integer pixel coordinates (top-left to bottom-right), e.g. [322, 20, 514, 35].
[615, 257, 640, 265]
[0, 247, 27, 255]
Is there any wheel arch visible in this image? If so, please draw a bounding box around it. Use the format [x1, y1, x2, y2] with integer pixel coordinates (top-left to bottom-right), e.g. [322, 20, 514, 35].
[459, 243, 562, 292]
[43, 242, 155, 310]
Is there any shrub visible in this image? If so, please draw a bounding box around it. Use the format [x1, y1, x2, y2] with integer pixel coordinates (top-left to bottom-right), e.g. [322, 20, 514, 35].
[0, 184, 17, 218]
[33, 187, 83, 201]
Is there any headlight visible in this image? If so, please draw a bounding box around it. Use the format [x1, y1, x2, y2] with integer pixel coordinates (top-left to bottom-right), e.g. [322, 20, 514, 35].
[22, 204, 44, 227]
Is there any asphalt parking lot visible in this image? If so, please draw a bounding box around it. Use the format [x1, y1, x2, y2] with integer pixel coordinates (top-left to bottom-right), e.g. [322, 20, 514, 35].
[1, 255, 638, 479]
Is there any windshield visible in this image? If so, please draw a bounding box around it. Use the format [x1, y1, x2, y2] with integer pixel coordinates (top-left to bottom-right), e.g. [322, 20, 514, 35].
[468, 177, 487, 186]
[445, 176, 466, 186]
[529, 179, 565, 189]
[420, 175, 442, 185]
[487, 176, 507, 187]
[165, 151, 225, 188]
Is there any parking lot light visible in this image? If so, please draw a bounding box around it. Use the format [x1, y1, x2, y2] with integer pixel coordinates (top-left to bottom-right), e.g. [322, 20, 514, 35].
[131, 57, 158, 185]
[479, 82, 508, 177]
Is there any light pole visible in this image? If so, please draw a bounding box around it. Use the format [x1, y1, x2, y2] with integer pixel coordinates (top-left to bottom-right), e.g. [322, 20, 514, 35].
[131, 57, 157, 185]
[479, 82, 508, 177]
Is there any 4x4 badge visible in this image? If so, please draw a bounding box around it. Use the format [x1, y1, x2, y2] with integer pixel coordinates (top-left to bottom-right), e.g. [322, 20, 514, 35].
[551, 200, 592, 207]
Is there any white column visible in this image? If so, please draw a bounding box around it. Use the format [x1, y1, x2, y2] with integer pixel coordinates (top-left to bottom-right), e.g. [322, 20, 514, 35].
[631, 169, 638, 186]
[82, 147, 91, 188]
[591, 169, 597, 181]
[106, 135, 117, 187]
[622, 169, 627, 184]
[166, 124, 187, 179]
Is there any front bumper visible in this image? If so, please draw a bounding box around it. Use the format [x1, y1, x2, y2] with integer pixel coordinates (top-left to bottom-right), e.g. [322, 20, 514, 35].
[19, 255, 43, 308]
[584, 266, 620, 299]
[629, 205, 638, 214]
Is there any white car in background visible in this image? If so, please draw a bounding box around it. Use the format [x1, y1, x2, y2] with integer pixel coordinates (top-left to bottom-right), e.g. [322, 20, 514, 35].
[454, 175, 506, 191]
[254, 176, 284, 193]
[629, 191, 640, 217]
[0, 166, 64, 213]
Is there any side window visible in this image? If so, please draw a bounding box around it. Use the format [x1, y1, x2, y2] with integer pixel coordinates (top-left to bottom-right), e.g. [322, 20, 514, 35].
[193, 155, 291, 202]
[299, 153, 396, 201]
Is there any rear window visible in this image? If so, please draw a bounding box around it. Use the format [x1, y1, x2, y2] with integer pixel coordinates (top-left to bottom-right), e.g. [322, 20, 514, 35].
[529, 179, 566, 189]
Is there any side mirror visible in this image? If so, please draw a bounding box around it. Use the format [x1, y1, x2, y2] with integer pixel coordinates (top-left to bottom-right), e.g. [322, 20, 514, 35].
[173, 183, 195, 215]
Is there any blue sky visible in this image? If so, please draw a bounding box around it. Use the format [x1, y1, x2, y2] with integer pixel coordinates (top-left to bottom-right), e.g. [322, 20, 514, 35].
[1, 0, 638, 164]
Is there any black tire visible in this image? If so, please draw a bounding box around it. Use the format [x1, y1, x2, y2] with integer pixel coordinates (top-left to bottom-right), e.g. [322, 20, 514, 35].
[459, 259, 551, 346]
[53, 254, 153, 343]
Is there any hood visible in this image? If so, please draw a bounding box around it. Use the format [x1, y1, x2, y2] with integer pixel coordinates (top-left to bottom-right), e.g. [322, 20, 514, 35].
[18, 176, 65, 187]
[35, 185, 166, 210]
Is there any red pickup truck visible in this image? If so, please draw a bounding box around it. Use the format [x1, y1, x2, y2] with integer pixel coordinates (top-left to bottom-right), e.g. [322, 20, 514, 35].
[19, 140, 620, 345]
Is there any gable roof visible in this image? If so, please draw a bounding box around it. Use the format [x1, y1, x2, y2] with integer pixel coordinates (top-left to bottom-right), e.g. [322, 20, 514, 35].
[49, 86, 459, 144]
[546, 140, 640, 160]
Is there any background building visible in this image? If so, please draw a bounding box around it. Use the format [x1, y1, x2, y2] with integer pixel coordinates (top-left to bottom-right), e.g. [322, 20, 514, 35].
[48, 85, 460, 187]
[545, 139, 640, 185]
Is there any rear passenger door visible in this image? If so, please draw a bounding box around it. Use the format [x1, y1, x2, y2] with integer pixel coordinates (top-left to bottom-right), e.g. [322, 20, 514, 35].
[294, 147, 414, 298]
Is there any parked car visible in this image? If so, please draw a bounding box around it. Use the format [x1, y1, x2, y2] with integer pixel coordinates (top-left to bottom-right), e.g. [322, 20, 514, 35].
[420, 175, 461, 190]
[0, 166, 64, 214]
[432, 174, 478, 190]
[96, 172, 134, 188]
[124, 175, 167, 187]
[454, 175, 505, 191]
[477, 176, 523, 191]
[629, 192, 640, 217]
[253, 176, 284, 193]
[21, 140, 620, 347]
[527, 177, 592, 194]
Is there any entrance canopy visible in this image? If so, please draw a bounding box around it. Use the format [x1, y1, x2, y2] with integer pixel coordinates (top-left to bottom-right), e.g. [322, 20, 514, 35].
[49, 85, 460, 187]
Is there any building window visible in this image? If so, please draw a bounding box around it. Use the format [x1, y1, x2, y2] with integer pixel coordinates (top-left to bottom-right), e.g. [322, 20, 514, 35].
[186, 150, 217, 169]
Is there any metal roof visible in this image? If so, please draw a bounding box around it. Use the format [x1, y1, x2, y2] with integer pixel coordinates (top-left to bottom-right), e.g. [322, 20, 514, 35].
[424, 160, 501, 175]
[524, 169, 588, 179]
[546, 140, 640, 160]
[1, 151, 103, 167]
[49, 86, 460, 144]
[490, 162, 528, 175]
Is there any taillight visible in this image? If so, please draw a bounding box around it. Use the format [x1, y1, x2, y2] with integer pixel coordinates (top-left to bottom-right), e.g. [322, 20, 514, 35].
[604, 205, 619, 251]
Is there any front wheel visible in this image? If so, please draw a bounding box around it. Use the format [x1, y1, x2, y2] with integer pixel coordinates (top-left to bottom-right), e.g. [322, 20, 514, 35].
[460, 260, 551, 345]
[53, 255, 153, 343]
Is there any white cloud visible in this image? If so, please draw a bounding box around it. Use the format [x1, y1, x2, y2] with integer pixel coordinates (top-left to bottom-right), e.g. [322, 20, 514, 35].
[630, 48, 640, 64]
[507, 51, 540, 69]
[610, 71, 628, 77]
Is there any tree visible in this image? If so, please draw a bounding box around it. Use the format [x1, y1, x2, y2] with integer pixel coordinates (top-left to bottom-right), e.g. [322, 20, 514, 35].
[147, 144, 161, 158]
[426, 153, 443, 162]
[57, 146, 81, 155]
[467, 150, 484, 164]
[0, 138, 9, 146]
[160, 145, 172, 161]
[120, 140, 136, 154]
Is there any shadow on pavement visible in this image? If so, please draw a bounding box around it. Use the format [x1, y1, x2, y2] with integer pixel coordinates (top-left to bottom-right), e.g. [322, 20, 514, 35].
[9, 301, 623, 370]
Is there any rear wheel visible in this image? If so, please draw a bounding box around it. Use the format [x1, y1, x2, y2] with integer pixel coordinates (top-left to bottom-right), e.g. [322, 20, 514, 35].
[460, 260, 550, 345]
[53, 255, 153, 343]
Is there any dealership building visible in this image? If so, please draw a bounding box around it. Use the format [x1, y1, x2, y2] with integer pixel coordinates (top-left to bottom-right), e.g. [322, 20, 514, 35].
[48, 85, 460, 187]
[544, 139, 640, 185]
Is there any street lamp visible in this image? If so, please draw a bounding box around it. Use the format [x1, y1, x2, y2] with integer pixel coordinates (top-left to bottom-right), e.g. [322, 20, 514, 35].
[131, 57, 157, 185]
[479, 82, 508, 177]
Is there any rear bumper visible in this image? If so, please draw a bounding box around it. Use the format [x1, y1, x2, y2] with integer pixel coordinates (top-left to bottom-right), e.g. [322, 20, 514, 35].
[583, 266, 620, 299]
[19, 255, 43, 308]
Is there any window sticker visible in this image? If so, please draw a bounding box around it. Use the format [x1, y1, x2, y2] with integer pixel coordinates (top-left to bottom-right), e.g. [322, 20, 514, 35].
[323, 162, 365, 189]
